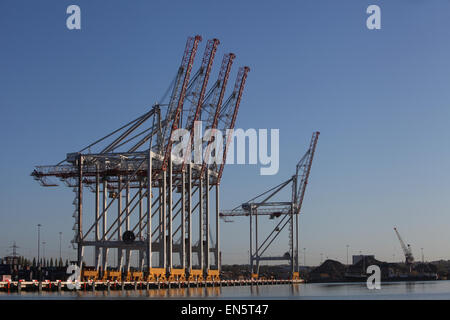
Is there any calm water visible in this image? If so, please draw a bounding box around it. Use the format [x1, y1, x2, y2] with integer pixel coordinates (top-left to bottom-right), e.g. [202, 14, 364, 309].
[2, 281, 450, 299]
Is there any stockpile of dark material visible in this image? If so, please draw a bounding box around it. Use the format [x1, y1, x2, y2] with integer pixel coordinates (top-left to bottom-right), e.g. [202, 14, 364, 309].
[221, 265, 251, 279]
[413, 263, 437, 274]
[430, 260, 450, 278]
[348, 256, 388, 273]
[347, 256, 394, 279]
[258, 265, 290, 279]
[307, 259, 346, 281]
[306, 256, 440, 282]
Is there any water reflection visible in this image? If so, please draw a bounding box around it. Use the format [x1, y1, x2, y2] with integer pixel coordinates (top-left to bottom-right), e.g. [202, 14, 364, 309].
[250, 285, 259, 296]
[2, 281, 450, 299]
[133, 286, 223, 298]
[291, 284, 300, 295]
[405, 282, 416, 294]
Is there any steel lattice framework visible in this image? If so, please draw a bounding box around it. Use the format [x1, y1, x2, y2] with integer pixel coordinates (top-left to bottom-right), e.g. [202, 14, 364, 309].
[31, 35, 250, 282]
[220, 132, 319, 279]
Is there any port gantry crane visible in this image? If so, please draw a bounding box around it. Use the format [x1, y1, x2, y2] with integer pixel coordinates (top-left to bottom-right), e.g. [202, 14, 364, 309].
[220, 132, 320, 280]
[394, 227, 415, 270]
[31, 35, 250, 283]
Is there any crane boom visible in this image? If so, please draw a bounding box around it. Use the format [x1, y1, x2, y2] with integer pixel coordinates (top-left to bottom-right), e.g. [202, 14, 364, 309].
[127, 40, 219, 155]
[181, 39, 220, 170]
[293, 131, 320, 215]
[162, 35, 202, 171]
[216, 66, 250, 182]
[159, 37, 196, 152]
[200, 54, 236, 177]
[185, 39, 220, 133]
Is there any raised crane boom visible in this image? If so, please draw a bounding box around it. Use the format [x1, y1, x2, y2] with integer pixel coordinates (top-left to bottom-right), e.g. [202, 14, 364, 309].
[180, 39, 221, 170]
[184, 39, 220, 133]
[394, 227, 414, 264]
[216, 66, 250, 182]
[293, 131, 320, 215]
[161, 35, 202, 171]
[200, 54, 237, 177]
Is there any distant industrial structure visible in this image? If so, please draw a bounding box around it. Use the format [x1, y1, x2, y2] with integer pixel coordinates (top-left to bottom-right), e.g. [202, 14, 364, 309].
[394, 227, 414, 265]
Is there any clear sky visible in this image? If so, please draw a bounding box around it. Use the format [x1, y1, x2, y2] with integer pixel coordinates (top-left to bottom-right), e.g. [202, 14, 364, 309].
[1, 0, 450, 266]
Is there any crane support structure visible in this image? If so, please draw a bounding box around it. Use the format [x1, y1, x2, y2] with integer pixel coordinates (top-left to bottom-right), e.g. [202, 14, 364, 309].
[31, 36, 250, 283]
[220, 132, 320, 279]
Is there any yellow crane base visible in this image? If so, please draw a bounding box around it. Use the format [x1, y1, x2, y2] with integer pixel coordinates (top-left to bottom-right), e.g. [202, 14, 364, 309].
[146, 268, 166, 282]
[206, 269, 220, 282]
[168, 269, 186, 282]
[102, 270, 122, 282]
[188, 269, 203, 282]
[81, 269, 99, 281]
[126, 271, 144, 282]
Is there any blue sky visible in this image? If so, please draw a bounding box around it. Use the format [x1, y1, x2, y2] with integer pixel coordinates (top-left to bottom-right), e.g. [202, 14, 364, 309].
[1, 0, 450, 265]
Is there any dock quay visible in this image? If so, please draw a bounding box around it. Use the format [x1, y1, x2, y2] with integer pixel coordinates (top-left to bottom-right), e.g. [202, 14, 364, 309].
[0, 279, 303, 293]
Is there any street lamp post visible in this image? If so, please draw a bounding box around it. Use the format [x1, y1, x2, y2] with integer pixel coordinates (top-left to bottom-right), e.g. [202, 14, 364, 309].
[59, 232, 63, 264]
[359, 250, 364, 273]
[68, 246, 73, 264]
[303, 248, 306, 266]
[42, 241, 46, 266]
[346, 245, 349, 265]
[37, 224, 42, 267]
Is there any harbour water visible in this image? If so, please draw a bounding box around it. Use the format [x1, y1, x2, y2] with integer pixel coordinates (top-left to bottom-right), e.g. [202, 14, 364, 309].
[2, 281, 450, 299]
